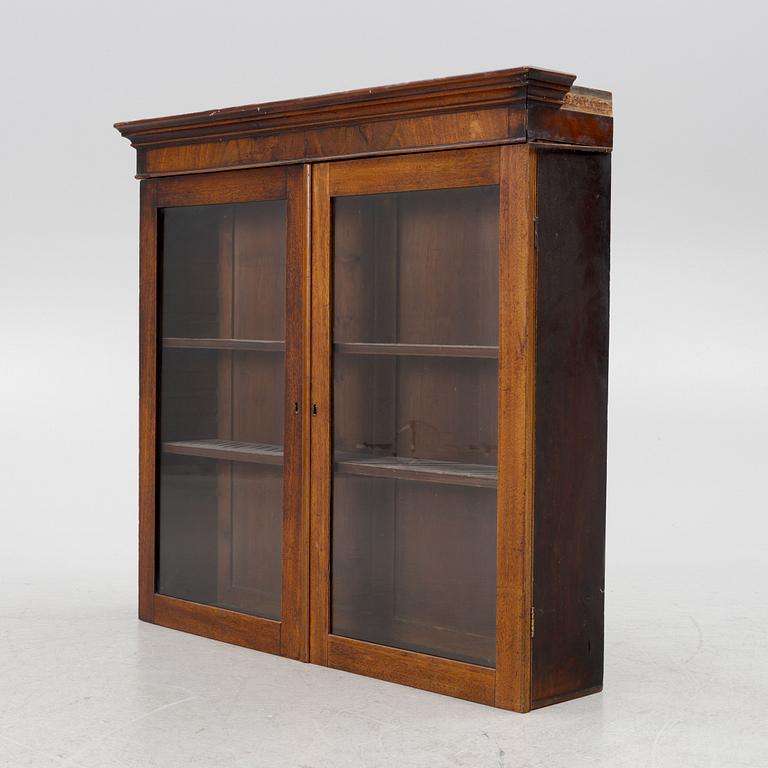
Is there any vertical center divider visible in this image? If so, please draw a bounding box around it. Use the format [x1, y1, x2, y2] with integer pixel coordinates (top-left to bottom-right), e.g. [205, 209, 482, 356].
[281, 165, 312, 660]
[302, 164, 313, 662]
[309, 163, 332, 665]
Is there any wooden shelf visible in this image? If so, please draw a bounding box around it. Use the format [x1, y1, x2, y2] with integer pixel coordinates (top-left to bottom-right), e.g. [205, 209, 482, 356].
[335, 453, 497, 488]
[163, 338, 285, 352]
[334, 342, 498, 359]
[332, 611, 495, 668]
[162, 440, 495, 487]
[162, 439, 283, 465]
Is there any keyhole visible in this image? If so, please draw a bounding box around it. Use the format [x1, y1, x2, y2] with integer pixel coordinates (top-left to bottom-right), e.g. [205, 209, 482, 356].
[312, 403, 318, 416]
[294, 401, 299, 415]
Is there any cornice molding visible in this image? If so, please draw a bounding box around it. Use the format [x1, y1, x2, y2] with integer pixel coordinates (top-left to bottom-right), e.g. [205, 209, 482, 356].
[115, 67, 585, 149]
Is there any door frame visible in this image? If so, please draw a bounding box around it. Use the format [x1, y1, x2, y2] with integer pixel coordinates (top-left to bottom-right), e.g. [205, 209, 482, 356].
[308, 146, 536, 709]
[138, 164, 311, 660]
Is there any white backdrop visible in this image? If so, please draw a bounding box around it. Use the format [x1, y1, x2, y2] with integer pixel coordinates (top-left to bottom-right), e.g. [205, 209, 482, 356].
[1, 0, 766, 764]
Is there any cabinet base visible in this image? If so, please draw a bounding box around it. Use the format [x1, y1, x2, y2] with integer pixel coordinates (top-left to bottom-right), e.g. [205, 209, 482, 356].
[532, 685, 603, 710]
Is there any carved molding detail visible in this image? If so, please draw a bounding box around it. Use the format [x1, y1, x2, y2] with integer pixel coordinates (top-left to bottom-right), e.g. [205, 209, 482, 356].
[562, 87, 613, 117]
[115, 67, 583, 148]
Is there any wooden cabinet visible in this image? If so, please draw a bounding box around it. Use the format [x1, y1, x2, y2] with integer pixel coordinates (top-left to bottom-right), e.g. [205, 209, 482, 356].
[116, 66, 612, 711]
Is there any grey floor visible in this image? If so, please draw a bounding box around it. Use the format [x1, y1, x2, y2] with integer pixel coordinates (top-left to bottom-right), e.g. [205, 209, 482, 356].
[1, 563, 765, 768]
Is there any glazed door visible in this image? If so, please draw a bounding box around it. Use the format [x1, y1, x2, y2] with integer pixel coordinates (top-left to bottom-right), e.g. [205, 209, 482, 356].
[310, 148, 530, 705]
[140, 166, 309, 659]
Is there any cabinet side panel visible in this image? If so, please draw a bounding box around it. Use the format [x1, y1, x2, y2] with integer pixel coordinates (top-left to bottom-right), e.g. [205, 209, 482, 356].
[532, 150, 610, 705]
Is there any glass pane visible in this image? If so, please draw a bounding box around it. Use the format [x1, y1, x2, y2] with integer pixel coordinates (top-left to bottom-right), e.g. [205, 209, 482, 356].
[331, 186, 499, 667]
[161, 202, 286, 340]
[157, 200, 287, 620]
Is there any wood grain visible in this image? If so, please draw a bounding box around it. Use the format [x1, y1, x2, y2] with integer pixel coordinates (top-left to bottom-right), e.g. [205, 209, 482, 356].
[116, 67, 576, 146]
[143, 165, 310, 661]
[123, 69, 613, 706]
[280, 164, 310, 661]
[531, 684, 604, 709]
[329, 147, 499, 196]
[117, 68, 612, 177]
[137, 109, 516, 178]
[153, 594, 281, 654]
[317, 147, 503, 678]
[138, 180, 158, 622]
[300, 165, 313, 662]
[527, 105, 613, 149]
[495, 144, 537, 711]
[308, 163, 332, 665]
[153, 168, 286, 207]
[328, 635, 495, 705]
[531, 149, 610, 707]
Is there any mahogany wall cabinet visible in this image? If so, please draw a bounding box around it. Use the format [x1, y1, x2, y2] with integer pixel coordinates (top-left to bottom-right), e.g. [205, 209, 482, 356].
[116, 67, 612, 711]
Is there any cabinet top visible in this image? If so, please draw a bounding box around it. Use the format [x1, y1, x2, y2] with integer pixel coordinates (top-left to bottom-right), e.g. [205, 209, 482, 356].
[115, 67, 612, 178]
